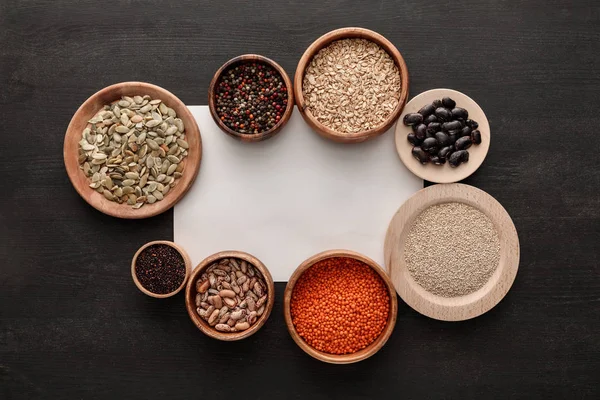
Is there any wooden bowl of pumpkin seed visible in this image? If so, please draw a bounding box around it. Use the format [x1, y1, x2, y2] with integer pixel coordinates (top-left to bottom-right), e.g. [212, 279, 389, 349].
[63, 81, 202, 219]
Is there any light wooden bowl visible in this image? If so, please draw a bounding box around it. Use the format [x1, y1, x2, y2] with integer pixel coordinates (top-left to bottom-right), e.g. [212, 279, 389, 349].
[395, 88, 490, 183]
[64, 82, 202, 219]
[384, 184, 520, 321]
[131, 240, 192, 298]
[185, 251, 275, 341]
[283, 250, 398, 364]
[208, 54, 294, 142]
[294, 27, 409, 143]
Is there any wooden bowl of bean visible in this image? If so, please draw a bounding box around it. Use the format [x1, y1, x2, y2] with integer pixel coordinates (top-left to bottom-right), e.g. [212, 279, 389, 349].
[283, 250, 398, 364]
[131, 240, 192, 298]
[208, 54, 294, 142]
[185, 251, 275, 341]
[294, 27, 410, 143]
[63, 82, 202, 219]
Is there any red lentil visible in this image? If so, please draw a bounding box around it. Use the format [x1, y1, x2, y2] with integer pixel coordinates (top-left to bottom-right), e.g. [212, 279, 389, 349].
[290, 257, 390, 355]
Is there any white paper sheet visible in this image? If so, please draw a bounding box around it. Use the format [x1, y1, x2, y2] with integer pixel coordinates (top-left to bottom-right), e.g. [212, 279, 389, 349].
[174, 106, 423, 281]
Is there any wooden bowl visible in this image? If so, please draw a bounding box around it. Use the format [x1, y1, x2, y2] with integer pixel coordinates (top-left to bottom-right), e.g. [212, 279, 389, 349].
[208, 54, 294, 142]
[185, 251, 275, 341]
[283, 250, 398, 364]
[395, 88, 490, 183]
[131, 240, 192, 298]
[384, 184, 520, 321]
[63, 82, 202, 219]
[294, 27, 410, 143]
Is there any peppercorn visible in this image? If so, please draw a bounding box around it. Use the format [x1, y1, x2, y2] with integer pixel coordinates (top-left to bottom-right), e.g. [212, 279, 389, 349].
[290, 257, 390, 355]
[215, 61, 288, 135]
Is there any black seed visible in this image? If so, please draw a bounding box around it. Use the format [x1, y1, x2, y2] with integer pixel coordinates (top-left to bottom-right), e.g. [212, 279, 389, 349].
[442, 120, 463, 131]
[424, 114, 438, 124]
[449, 150, 469, 167]
[434, 107, 452, 122]
[403, 113, 423, 126]
[418, 104, 436, 118]
[448, 132, 459, 144]
[430, 155, 446, 165]
[455, 136, 472, 150]
[426, 122, 441, 134]
[422, 137, 439, 152]
[407, 133, 421, 145]
[412, 147, 429, 164]
[432, 99, 443, 108]
[466, 119, 479, 129]
[451, 107, 468, 120]
[434, 131, 451, 147]
[442, 97, 456, 108]
[471, 130, 482, 144]
[460, 126, 472, 137]
[438, 146, 453, 159]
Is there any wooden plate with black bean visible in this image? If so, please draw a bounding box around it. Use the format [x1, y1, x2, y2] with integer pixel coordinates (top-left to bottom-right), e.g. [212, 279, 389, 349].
[395, 88, 490, 183]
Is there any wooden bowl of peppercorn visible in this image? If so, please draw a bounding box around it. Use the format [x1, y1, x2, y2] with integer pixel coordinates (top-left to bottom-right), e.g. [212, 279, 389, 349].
[185, 250, 275, 341]
[208, 54, 294, 142]
[294, 27, 410, 143]
[131, 240, 192, 298]
[283, 249, 398, 364]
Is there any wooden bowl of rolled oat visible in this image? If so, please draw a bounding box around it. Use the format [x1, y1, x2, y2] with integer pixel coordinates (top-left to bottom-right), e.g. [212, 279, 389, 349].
[185, 251, 275, 341]
[294, 27, 409, 143]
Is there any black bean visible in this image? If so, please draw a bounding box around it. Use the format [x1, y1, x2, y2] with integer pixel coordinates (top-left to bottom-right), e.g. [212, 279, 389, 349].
[434, 132, 451, 147]
[418, 104, 436, 117]
[466, 119, 479, 129]
[411, 147, 429, 164]
[424, 114, 438, 124]
[413, 123, 427, 135]
[430, 156, 446, 165]
[460, 126, 472, 137]
[422, 137, 439, 152]
[449, 150, 469, 167]
[442, 97, 456, 109]
[451, 107, 468, 120]
[455, 136, 472, 150]
[432, 99, 443, 108]
[426, 122, 441, 134]
[415, 128, 426, 141]
[471, 130, 482, 144]
[448, 132, 459, 144]
[434, 107, 452, 122]
[403, 113, 423, 126]
[407, 133, 421, 146]
[438, 146, 453, 160]
[442, 120, 462, 131]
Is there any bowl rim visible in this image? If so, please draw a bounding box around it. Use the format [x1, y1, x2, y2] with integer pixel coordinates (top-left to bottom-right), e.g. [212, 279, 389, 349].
[131, 240, 192, 298]
[293, 27, 410, 143]
[185, 250, 275, 341]
[207, 54, 295, 142]
[283, 249, 398, 364]
[63, 81, 202, 219]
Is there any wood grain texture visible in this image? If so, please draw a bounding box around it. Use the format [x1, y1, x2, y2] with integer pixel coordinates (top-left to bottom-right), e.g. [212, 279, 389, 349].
[395, 88, 490, 183]
[131, 240, 192, 298]
[185, 251, 275, 341]
[294, 27, 410, 143]
[207, 54, 295, 142]
[1, 0, 599, 399]
[384, 184, 519, 321]
[283, 250, 398, 364]
[63, 82, 202, 218]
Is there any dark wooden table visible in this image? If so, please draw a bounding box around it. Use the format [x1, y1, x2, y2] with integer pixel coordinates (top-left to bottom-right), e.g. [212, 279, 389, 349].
[1, 1, 599, 398]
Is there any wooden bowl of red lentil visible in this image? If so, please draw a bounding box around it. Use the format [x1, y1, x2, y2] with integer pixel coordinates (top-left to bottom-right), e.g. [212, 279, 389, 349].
[131, 240, 192, 298]
[208, 54, 294, 142]
[283, 250, 398, 364]
[185, 250, 275, 341]
[294, 27, 410, 143]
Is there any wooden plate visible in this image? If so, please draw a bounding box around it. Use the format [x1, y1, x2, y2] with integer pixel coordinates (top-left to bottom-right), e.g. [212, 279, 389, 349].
[395, 89, 490, 183]
[64, 82, 202, 219]
[384, 184, 519, 321]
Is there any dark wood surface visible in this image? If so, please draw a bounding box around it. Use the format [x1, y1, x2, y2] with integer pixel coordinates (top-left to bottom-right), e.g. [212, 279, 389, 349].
[1, 0, 598, 398]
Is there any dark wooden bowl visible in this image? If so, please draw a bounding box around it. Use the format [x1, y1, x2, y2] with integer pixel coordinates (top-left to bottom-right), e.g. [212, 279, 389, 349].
[294, 27, 410, 143]
[131, 240, 192, 298]
[208, 54, 294, 142]
[283, 249, 398, 364]
[63, 82, 202, 219]
[185, 251, 275, 341]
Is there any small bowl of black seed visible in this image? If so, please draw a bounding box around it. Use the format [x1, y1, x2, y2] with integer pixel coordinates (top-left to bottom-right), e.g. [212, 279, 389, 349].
[208, 54, 294, 142]
[394, 88, 490, 184]
[131, 240, 192, 298]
